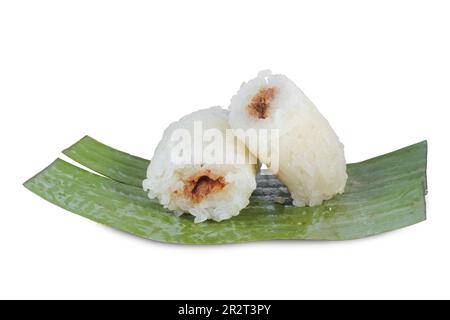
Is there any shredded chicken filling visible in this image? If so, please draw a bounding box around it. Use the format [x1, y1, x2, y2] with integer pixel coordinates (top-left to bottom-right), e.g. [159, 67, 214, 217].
[247, 87, 277, 119]
[184, 170, 226, 203]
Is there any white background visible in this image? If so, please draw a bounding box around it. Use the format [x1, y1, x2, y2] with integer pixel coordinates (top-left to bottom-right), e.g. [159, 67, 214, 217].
[1, 0, 449, 300]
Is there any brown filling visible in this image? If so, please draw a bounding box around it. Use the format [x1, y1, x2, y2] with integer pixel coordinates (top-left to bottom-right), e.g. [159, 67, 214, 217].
[184, 170, 226, 203]
[247, 87, 277, 119]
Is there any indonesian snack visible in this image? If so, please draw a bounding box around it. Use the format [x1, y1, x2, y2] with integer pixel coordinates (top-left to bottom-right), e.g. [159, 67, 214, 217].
[143, 106, 258, 223]
[23, 70, 428, 243]
[229, 71, 348, 207]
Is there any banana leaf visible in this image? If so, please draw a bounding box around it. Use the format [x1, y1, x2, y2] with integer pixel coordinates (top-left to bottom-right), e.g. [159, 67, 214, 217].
[24, 136, 427, 244]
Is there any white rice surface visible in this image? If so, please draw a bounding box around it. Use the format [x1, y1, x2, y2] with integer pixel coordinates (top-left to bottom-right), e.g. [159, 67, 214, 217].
[143, 106, 258, 223]
[229, 71, 348, 206]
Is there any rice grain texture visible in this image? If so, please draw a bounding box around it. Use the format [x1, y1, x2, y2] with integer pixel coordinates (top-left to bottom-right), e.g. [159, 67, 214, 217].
[229, 71, 348, 207]
[143, 107, 258, 222]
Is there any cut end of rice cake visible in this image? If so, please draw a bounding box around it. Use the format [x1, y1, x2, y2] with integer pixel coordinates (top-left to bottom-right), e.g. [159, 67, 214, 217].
[229, 71, 348, 208]
[183, 170, 227, 204]
[247, 87, 277, 119]
[144, 106, 258, 223]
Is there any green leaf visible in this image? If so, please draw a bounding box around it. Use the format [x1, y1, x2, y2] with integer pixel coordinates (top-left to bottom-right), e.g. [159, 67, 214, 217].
[24, 137, 427, 244]
[63, 136, 149, 187]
